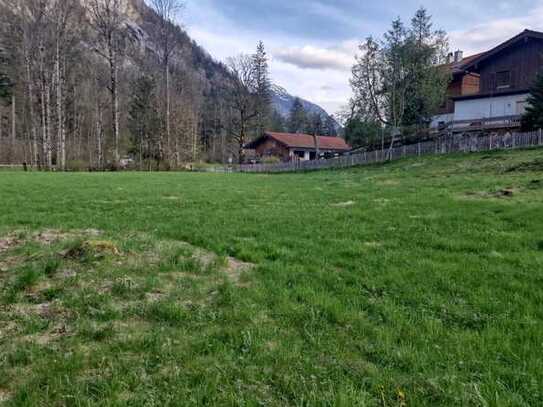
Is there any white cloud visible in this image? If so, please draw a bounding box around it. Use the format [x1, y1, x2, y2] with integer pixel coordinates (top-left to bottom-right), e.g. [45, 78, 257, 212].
[273, 43, 356, 71]
[183, 0, 543, 117]
[449, 5, 543, 54]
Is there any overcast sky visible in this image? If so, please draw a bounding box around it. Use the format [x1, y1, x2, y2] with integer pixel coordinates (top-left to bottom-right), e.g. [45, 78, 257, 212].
[180, 0, 543, 116]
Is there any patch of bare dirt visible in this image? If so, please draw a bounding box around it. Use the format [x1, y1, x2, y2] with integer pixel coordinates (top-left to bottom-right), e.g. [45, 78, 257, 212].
[2, 229, 103, 255]
[461, 188, 518, 200]
[33, 230, 76, 245]
[60, 268, 77, 278]
[10, 301, 68, 321]
[0, 256, 24, 273]
[150, 238, 255, 285]
[377, 180, 400, 186]
[0, 389, 12, 403]
[34, 229, 103, 246]
[363, 241, 382, 248]
[0, 321, 18, 339]
[145, 291, 166, 302]
[22, 323, 69, 346]
[224, 257, 254, 285]
[0, 234, 22, 254]
[7, 301, 71, 345]
[183, 242, 254, 284]
[331, 201, 355, 207]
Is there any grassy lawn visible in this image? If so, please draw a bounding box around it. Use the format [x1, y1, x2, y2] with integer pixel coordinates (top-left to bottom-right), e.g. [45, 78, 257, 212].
[1, 149, 542, 406]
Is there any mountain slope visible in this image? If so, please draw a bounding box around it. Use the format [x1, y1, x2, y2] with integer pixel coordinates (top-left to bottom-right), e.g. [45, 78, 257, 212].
[121, 1, 337, 128]
[271, 85, 340, 129]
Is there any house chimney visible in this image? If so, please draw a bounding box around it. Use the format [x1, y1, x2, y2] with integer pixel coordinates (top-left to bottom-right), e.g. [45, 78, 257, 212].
[454, 50, 464, 63]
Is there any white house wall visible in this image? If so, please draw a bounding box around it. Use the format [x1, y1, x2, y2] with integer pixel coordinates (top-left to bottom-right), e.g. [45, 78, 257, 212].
[454, 93, 529, 121]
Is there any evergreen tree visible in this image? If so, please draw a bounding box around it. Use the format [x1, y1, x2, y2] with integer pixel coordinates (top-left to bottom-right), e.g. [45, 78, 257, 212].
[344, 117, 381, 148]
[269, 109, 285, 132]
[522, 73, 543, 131]
[324, 115, 337, 136]
[252, 41, 272, 137]
[307, 112, 323, 135]
[402, 7, 450, 128]
[128, 75, 160, 168]
[350, 7, 449, 135]
[287, 97, 307, 133]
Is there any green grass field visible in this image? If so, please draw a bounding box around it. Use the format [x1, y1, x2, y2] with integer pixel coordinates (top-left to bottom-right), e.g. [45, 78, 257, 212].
[1, 149, 543, 406]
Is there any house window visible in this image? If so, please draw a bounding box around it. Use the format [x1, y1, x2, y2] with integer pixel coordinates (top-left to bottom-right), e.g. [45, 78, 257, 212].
[496, 71, 511, 89]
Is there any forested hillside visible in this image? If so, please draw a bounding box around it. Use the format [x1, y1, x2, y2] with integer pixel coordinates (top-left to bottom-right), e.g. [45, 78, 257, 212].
[0, 0, 337, 170]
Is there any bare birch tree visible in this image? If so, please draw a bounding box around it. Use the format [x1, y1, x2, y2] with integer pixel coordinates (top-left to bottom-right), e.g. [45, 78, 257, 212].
[88, 0, 125, 167]
[226, 55, 259, 164]
[149, 0, 184, 167]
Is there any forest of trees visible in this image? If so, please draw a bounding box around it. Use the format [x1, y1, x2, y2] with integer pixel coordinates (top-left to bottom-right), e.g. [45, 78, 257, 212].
[0, 0, 292, 169]
[346, 7, 450, 149]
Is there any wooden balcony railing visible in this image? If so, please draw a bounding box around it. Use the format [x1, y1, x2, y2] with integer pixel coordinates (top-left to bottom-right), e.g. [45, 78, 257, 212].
[446, 115, 522, 132]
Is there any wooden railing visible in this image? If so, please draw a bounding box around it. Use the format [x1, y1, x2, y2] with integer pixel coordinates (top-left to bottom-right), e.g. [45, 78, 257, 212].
[229, 130, 543, 173]
[449, 115, 522, 132]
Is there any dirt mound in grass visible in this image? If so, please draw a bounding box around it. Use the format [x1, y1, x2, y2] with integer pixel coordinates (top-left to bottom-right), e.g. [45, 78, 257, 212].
[34, 229, 102, 245]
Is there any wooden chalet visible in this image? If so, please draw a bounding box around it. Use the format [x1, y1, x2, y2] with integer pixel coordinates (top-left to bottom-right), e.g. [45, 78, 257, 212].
[244, 132, 351, 162]
[432, 30, 543, 133]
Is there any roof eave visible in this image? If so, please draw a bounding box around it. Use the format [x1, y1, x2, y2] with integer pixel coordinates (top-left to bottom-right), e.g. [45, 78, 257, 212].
[463, 30, 543, 71]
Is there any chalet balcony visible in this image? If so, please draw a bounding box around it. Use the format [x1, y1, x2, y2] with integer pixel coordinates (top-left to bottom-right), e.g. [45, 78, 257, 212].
[433, 115, 522, 134]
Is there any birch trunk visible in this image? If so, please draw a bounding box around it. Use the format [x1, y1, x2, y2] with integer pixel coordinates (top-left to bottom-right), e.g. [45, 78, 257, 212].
[40, 81, 47, 170]
[96, 103, 103, 170]
[11, 95, 16, 142]
[165, 63, 171, 164]
[56, 41, 66, 170]
[45, 80, 52, 169]
[108, 40, 120, 166]
[25, 53, 38, 168]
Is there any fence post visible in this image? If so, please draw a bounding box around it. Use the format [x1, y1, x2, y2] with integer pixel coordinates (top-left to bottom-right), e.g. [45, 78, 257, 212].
[417, 143, 421, 157]
[539, 128, 543, 145]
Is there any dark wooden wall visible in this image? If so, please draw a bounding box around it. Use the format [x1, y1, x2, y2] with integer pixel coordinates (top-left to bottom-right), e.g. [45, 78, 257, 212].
[477, 38, 543, 94]
[255, 138, 290, 160]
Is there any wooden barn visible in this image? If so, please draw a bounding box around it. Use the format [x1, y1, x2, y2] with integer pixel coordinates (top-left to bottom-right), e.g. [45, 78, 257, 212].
[244, 132, 351, 162]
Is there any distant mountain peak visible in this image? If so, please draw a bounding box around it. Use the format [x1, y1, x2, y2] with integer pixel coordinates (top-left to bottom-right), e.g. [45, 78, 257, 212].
[270, 84, 341, 130]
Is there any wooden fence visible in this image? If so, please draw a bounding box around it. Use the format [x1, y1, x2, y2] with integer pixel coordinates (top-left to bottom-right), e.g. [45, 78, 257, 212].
[232, 130, 543, 174]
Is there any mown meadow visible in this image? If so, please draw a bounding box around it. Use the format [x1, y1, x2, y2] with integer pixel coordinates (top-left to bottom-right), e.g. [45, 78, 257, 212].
[1, 149, 542, 406]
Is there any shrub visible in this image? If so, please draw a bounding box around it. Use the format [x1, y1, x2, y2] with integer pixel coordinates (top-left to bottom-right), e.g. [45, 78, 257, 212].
[262, 156, 281, 164]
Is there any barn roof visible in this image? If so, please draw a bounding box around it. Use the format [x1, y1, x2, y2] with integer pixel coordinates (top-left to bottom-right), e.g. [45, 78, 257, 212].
[245, 132, 351, 151]
[461, 29, 543, 71]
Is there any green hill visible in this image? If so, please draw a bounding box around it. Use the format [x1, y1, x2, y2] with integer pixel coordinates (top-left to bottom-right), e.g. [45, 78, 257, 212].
[0, 148, 542, 405]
